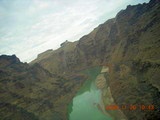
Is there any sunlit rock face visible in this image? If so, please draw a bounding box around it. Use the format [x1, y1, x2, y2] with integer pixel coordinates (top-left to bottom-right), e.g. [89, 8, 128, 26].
[96, 74, 106, 89]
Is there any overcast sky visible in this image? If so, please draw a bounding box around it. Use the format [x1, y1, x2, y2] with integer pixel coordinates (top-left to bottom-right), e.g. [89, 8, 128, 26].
[0, 0, 149, 62]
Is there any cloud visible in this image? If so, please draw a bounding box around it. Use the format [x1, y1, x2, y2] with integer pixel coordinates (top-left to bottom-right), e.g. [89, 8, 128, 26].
[0, 0, 149, 62]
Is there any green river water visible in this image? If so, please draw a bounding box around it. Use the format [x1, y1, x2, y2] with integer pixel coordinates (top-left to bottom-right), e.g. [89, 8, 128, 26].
[68, 67, 112, 120]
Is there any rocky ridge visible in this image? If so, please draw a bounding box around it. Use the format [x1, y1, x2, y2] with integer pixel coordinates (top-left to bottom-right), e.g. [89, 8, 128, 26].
[0, 55, 86, 120]
[0, 0, 160, 119]
[32, 0, 160, 119]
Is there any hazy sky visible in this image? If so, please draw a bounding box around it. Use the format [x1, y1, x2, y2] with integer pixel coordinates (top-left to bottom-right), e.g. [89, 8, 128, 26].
[0, 0, 149, 62]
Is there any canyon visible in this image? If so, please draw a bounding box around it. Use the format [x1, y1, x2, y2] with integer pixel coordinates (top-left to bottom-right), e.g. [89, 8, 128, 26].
[0, 0, 160, 119]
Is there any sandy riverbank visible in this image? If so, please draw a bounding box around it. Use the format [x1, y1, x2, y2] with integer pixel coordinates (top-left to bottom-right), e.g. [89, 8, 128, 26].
[95, 67, 127, 120]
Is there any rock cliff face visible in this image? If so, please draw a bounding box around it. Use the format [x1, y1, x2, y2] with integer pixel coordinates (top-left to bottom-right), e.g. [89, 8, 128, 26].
[31, 0, 160, 119]
[1, 0, 160, 119]
[0, 55, 86, 120]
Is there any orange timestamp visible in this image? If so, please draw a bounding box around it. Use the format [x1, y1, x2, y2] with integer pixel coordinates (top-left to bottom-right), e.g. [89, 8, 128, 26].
[105, 104, 155, 111]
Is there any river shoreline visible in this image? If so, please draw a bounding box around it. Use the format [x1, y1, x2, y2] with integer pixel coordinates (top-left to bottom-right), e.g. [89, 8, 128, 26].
[68, 66, 127, 120]
[68, 67, 111, 120]
[95, 66, 127, 120]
